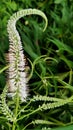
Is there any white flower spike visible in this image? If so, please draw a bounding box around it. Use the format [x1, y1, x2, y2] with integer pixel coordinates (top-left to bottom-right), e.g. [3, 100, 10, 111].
[7, 9, 48, 101]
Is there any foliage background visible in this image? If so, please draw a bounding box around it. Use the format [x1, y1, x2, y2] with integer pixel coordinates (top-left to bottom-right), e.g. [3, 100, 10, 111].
[0, 0, 73, 130]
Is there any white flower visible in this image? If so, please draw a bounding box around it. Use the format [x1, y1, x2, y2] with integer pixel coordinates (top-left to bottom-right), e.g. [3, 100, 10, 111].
[7, 9, 48, 101]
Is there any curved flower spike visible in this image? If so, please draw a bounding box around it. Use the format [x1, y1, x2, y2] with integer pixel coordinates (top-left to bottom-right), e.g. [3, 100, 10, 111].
[7, 9, 48, 101]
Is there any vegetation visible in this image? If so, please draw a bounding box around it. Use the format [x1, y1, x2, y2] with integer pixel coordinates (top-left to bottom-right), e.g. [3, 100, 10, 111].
[0, 0, 73, 130]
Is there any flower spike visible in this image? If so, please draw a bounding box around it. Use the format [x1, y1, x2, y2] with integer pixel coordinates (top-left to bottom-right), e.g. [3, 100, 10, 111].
[7, 9, 48, 101]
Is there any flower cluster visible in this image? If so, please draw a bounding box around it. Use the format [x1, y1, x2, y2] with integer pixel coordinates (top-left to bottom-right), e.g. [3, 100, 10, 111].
[7, 9, 48, 101]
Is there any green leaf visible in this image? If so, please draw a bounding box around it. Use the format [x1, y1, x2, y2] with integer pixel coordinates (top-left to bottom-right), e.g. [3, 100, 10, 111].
[54, 0, 64, 4]
[48, 38, 73, 54]
[52, 125, 73, 130]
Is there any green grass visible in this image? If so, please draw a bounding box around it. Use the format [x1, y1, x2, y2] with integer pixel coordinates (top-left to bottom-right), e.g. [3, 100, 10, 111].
[0, 0, 73, 130]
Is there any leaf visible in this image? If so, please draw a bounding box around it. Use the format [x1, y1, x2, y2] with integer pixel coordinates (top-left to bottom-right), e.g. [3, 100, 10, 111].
[48, 38, 73, 54]
[60, 55, 73, 69]
[54, 0, 64, 4]
[51, 124, 73, 130]
[6, 1, 17, 11]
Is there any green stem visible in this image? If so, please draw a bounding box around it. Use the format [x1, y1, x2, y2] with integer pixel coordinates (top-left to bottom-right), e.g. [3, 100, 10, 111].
[12, 90, 20, 130]
[15, 92, 20, 116]
[12, 122, 16, 130]
[17, 107, 41, 121]
[17, 99, 33, 116]
[22, 122, 32, 130]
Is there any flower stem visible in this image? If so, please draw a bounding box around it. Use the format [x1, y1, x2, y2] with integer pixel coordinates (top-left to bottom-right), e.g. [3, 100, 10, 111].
[12, 90, 20, 130]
